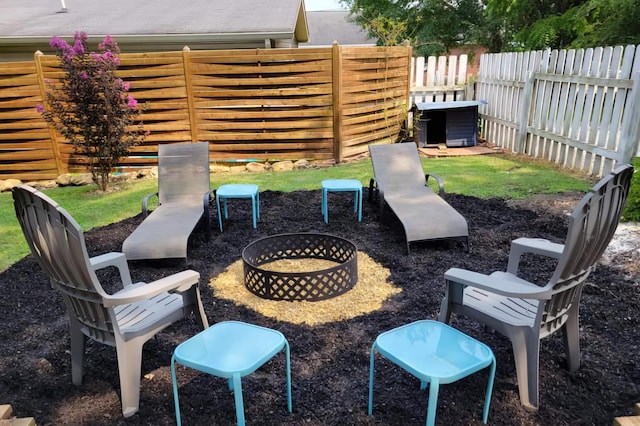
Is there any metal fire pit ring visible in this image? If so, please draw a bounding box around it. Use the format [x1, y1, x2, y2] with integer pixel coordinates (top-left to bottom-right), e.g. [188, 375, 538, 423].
[242, 233, 358, 302]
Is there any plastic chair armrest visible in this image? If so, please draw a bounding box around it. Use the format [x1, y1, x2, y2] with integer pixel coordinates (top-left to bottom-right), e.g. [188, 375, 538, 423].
[506, 237, 564, 275]
[425, 173, 445, 196]
[102, 269, 200, 307]
[90, 252, 133, 287]
[444, 267, 553, 300]
[142, 192, 159, 218]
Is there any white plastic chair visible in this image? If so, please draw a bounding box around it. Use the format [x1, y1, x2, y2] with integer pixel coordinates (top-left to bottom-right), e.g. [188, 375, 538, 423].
[438, 164, 634, 409]
[12, 184, 209, 418]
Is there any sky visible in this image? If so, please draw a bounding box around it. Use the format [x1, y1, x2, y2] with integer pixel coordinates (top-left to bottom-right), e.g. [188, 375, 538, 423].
[304, 0, 347, 11]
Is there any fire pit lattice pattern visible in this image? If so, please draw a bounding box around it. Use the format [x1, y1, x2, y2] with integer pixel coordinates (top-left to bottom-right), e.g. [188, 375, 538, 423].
[242, 233, 358, 301]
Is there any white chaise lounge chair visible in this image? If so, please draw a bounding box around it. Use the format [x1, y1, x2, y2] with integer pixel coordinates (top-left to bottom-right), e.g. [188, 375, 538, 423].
[122, 142, 212, 262]
[368, 143, 469, 253]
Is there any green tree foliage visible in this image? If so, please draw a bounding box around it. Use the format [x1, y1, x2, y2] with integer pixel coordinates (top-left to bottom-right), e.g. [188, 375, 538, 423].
[570, 0, 640, 48]
[484, 0, 640, 51]
[345, 0, 485, 56]
[344, 0, 640, 54]
[38, 32, 146, 191]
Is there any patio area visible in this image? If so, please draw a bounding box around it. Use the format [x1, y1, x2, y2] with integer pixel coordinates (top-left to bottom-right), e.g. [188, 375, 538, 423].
[0, 188, 638, 425]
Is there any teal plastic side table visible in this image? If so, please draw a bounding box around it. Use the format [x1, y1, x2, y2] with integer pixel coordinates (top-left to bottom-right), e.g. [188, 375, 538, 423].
[216, 184, 260, 232]
[171, 321, 292, 426]
[369, 320, 496, 426]
[321, 179, 362, 223]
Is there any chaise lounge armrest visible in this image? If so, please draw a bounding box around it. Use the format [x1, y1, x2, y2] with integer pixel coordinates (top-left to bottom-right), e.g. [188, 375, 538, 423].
[203, 189, 213, 240]
[425, 173, 444, 196]
[142, 192, 159, 218]
[102, 270, 201, 307]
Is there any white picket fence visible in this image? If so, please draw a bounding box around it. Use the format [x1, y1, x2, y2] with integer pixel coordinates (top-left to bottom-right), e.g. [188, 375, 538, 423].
[410, 54, 470, 104]
[476, 45, 640, 177]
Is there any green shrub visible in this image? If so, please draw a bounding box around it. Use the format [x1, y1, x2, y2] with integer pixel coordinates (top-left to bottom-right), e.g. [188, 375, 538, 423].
[622, 157, 640, 222]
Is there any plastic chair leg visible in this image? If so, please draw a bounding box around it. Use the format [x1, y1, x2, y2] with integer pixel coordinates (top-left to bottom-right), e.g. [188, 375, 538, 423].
[511, 331, 540, 409]
[69, 320, 86, 386]
[116, 339, 144, 418]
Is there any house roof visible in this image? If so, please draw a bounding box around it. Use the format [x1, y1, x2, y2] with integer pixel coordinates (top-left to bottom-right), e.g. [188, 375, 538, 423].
[0, 0, 309, 56]
[301, 11, 376, 46]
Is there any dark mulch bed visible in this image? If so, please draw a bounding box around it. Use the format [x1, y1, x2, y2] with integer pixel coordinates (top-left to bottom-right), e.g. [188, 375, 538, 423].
[1, 189, 639, 425]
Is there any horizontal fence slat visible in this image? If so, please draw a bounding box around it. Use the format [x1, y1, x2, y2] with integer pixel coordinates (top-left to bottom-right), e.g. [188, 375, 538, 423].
[0, 45, 413, 179]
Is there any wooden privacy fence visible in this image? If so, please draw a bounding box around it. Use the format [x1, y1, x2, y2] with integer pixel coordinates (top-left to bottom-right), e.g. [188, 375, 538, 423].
[410, 54, 470, 104]
[476, 45, 640, 177]
[0, 44, 411, 181]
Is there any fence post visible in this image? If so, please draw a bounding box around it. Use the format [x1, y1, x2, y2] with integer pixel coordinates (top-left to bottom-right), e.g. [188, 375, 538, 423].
[34, 50, 65, 176]
[619, 71, 640, 164]
[516, 71, 536, 153]
[332, 41, 343, 163]
[182, 46, 199, 143]
[404, 40, 412, 109]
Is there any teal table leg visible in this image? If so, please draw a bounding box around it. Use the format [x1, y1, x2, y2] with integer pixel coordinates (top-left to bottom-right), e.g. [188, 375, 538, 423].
[425, 378, 440, 426]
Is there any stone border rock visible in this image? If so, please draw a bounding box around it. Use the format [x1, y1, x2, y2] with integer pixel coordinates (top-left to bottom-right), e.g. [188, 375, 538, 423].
[0, 155, 374, 193]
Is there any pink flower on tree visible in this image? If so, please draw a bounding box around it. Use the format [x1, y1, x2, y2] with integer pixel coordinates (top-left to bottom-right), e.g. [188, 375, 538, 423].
[49, 36, 69, 51]
[99, 35, 116, 51]
[71, 38, 85, 55]
[36, 32, 147, 192]
[127, 95, 138, 109]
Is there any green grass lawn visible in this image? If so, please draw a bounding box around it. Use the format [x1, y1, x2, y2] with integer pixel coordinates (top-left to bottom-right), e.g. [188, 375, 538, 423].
[0, 154, 594, 272]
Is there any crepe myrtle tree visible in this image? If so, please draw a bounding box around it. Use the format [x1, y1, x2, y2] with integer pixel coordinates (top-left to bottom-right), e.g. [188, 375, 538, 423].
[37, 32, 147, 191]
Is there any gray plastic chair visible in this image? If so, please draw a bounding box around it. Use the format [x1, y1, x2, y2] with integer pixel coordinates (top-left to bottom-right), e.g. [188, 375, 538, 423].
[368, 143, 469, 253]
[438, 164, 634, 409]
[12, 184, 209, 418]
[123, 141, 212, 262]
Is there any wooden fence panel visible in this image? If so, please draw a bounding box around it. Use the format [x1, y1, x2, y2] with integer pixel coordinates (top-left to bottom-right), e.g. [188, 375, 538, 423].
[0, 61, 60, 180]
[339, 45, 412, 158]
[187, 47, 334, 162]
[118, 51, 191, 168]
[0, 45, 412, 180]
[477, 44, 640, 177]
